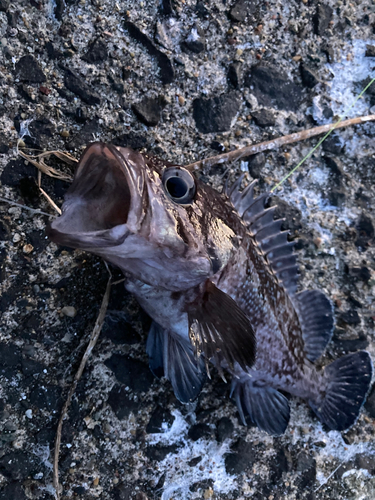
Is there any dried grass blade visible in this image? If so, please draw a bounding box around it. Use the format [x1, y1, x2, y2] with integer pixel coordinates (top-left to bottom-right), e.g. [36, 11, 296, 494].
[0, 197, 55, 217]
[51, 151, 78, 167]
[39, 187, 62, 215]
[19, 151, 73, 181]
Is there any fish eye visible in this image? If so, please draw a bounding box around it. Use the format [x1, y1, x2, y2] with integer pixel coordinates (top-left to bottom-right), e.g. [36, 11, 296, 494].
[162, 167, 196, 204]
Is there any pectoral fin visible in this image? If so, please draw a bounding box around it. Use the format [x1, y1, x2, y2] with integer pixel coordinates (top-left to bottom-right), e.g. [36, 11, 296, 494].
[187, 280, 256, 379]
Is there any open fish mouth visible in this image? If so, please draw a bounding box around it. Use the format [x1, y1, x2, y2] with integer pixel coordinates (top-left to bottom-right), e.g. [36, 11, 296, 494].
[47, 143, 132, 249]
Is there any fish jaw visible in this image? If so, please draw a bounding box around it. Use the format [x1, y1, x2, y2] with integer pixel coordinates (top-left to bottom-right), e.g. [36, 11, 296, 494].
[46, 142, 214, 290]
[47, 143, 141, 248]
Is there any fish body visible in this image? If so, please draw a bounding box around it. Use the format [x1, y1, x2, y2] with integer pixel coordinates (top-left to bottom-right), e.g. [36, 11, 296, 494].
[48, 142, 372, 435]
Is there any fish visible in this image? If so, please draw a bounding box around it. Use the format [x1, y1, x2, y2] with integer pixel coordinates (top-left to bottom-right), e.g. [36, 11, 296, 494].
[47, 142, 373, 436]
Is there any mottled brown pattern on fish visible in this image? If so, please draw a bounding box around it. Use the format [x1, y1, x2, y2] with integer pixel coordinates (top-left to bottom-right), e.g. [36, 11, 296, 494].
[216, 232, 306, 385]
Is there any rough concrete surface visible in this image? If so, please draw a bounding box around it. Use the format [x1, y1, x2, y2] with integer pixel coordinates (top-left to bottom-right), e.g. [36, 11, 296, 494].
[0, 0, 375, 499]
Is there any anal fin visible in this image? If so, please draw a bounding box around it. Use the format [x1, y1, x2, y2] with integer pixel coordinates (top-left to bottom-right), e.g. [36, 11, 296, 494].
[231, 377, 290, 436]
[294, 290, 334, 362]
[146, 321, 206, 403]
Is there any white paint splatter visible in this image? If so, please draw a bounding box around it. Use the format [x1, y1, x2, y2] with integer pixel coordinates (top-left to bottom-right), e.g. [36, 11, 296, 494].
[147, 410, 236, 499]
[313, 39, 375, 124]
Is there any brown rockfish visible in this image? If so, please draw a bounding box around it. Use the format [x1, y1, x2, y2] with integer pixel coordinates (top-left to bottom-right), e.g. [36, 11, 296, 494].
[47, 142, 372, 435]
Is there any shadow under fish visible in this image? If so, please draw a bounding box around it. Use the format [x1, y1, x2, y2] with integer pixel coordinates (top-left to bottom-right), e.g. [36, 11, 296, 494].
[47, 142, 373, 436]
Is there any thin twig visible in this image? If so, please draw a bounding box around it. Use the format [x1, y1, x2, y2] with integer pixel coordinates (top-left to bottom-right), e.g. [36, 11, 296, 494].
[0, 196, 56, 218]
[53, 277, 112, 499]
[185, 114, 375, 171]
[111, 277, 126, 286]
[314, 461, 344, 492]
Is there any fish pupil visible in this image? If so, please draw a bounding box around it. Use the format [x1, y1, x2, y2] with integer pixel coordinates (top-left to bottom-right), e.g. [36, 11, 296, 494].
[166, 176, 188, 199]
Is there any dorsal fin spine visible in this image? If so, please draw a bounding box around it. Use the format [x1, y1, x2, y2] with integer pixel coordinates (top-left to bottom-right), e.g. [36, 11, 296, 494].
[229, 177, 299, 295]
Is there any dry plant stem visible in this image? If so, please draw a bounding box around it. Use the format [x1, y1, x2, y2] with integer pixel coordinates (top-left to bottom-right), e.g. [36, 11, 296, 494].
[38, 188, 61, 215]
[19, 150, 74, 181]
[53, 277, 112, 499]
[111, 277, 126, 286]
[52, 150, 79, 167]
[185, 114, 375, 171]
[37, 170, 62, 215]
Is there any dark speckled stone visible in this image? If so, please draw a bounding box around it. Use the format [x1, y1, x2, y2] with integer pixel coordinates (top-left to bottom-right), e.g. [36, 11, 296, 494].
[132, 96, 165, 127]
[188, 422, 213, 441]
[193, 93, 241, 133]
[103, 314, 141, 345]
[107, 384, 141, 419]
[225, 438, 256, 474]
[355, 213, 374, 249]
[0, 483, 27, 500]
[146, 405, 175, 433]
[105, 354, 154, 393]
[15, 55, 46, 83]
[245, 64, 303, 112]
[29, 384, 63, 412]
[216, 416, 234, 442]
[83, 38, 108, 64]
[0, 158, 36, 188]
[313, 4, 333, 36]
[0, 343, 22, 379]
[62, 67, 101, 105]
[145, 444, 178, 461]
[296, 451, 316, 488]
[0, 451, 38, 481]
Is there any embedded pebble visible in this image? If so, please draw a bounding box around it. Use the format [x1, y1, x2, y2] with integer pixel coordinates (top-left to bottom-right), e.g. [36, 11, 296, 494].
[22, 244, 33, 254]
[245, 64, 303, 112]
[61, 306, 77, 318]
[63, 67, 101, 105]
[0, 0, 10, 13]
[132, 96, 165, 126]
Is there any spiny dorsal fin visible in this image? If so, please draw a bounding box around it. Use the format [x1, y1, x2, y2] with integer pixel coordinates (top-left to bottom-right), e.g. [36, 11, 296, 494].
[228, 178, 298, 295]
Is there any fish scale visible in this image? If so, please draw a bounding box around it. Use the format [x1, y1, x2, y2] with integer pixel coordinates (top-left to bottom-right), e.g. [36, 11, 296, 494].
[47, 142, 373, 436]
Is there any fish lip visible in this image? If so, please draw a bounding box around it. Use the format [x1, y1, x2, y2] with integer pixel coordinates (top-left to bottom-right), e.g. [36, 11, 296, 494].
[46, 222, 129, 249]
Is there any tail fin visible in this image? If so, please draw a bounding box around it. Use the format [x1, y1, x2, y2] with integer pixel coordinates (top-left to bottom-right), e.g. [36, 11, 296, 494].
[309, 351, 373, 431]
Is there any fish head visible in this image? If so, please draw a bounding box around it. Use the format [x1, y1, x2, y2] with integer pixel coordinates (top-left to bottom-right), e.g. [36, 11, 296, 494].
[47, 142, 236, 291]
